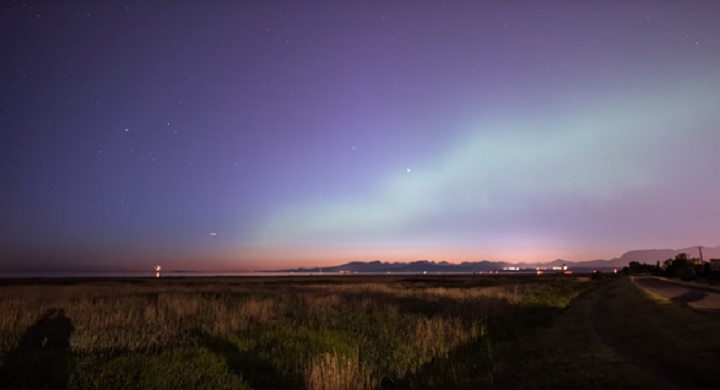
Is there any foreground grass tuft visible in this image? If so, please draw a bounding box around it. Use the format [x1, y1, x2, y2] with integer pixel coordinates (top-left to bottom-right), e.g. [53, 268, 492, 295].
[305, 349, 373, 390]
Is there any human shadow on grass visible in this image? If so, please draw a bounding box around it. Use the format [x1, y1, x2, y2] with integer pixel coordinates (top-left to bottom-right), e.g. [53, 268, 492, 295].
[202, 333, 297, 390]
[0, 308, 74, 390]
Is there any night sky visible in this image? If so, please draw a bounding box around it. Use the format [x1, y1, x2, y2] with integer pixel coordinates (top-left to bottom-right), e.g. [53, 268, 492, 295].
[2, 1, 719, 272]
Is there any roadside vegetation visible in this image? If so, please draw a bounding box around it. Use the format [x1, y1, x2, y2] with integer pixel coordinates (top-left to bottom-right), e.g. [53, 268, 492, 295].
[0, 275, 601, 389]
[595, 277, 720, 388]
[494, 277, 672, 390]
[626, 252, 720, 284]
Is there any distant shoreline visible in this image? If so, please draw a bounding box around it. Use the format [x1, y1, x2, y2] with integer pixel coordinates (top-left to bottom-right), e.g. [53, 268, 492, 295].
[0, 269, 612, 279]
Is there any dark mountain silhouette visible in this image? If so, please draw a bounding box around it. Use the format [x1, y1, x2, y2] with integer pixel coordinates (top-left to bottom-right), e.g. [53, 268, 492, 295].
[277, 260, 509, 273]
[619, 245, 720, 263]
[272, 245, 720, 273]
[274, 259, 610, 273]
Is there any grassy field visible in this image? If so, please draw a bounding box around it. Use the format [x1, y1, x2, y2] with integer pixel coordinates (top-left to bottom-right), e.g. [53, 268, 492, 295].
[0, 274, 603, 389]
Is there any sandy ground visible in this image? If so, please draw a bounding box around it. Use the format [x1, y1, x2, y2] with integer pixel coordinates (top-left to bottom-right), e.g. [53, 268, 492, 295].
[633, 276, 720, 318]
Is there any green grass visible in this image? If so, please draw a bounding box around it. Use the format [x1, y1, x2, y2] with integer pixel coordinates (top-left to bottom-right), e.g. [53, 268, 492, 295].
[69, 348, 250, 390]
[0, 275, 605, 389]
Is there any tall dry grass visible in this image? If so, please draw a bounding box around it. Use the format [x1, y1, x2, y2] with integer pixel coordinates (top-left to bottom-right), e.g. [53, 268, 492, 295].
[304, 350, 374, 390]
[0, 285, 284, 353]
[0, 279, 533, 355]
[414, 317, 483, 361]
[0, 276, 586, 388]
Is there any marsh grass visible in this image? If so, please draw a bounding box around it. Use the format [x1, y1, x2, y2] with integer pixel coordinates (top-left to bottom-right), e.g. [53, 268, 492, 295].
[305, 349, 373, 390]
[0, 275, 593, 389]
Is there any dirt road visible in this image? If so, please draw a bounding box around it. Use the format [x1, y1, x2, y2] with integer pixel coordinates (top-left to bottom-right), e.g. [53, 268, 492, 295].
[633, 276, 720, 317]
[498, 276, 720, 389]
[591, 277, 720, 389]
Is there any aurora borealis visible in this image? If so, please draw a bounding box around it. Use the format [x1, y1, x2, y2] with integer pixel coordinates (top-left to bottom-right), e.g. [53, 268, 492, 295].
[2, 1, 719, 271]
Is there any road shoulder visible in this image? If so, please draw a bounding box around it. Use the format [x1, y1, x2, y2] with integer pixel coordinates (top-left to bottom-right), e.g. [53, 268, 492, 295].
[494, 278, 670, 389]
[592, 276, 720, 389]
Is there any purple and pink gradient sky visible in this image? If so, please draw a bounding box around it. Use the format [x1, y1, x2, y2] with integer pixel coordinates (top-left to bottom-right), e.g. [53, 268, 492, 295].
[2, 1, 719, 272]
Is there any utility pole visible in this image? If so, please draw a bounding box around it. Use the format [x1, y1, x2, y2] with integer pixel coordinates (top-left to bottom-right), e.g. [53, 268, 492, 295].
[699, 246, 704, 262]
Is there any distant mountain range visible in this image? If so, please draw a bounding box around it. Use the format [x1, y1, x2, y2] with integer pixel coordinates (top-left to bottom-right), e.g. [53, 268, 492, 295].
[273, 245, 720, 273]
[616, 245, 719, 264]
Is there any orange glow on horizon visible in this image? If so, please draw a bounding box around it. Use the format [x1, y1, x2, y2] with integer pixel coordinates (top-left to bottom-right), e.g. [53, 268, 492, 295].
[216, 245, 618, 271]
[92, 245, 619, 273]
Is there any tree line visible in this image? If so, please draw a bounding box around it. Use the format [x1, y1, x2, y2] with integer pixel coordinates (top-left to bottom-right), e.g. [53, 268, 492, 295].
[625, 253, 716, 281]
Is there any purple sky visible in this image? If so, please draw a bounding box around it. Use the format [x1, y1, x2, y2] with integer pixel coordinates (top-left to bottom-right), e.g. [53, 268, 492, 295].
[2, 1, 719, 272]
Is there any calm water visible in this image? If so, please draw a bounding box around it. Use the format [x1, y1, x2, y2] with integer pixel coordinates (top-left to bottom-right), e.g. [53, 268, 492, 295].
[0, 271, 313, 278]
[0, 271, 499, 278]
